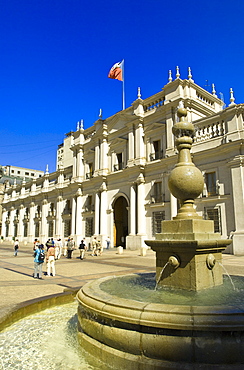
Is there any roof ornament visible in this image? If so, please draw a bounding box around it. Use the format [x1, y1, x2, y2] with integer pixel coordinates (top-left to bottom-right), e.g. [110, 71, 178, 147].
[45, 165, 49, 175]
[176, 66, 180, 79]
[137, 87, 141, 99]
[212, 83, 217, 97]
[77, 120, 84, 130]
[229, 88, 236, 106]
[168, 70, 172, 83]
[188, 67, 194, 82]
[99, 109, 103, 119]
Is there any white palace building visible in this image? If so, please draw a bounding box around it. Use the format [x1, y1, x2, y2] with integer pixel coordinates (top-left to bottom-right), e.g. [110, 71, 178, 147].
[2, 68, 244, 254]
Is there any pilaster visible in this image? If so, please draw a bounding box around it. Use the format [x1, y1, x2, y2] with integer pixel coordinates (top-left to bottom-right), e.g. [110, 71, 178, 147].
[228, 155, 244, 254]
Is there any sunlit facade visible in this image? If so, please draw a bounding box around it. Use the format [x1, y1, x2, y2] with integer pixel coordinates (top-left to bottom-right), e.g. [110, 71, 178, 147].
[2, 73, 244, 254]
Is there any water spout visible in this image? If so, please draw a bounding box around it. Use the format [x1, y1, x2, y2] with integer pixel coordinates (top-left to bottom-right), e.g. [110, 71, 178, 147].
[218, 262, 236, 291]
[155, 262, 169, 290]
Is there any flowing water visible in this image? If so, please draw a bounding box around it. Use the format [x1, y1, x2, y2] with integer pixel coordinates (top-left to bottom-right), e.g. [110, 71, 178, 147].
[218, 262, 236, 291]
[155, 262, 169, 290]
[101, 273, 244, 306]
[0, 301, 102, 370]
[1, 274, 244, 369]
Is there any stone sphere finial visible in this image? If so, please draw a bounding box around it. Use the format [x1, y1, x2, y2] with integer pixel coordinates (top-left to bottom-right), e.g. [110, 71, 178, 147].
[168, 107, 204, 219]
[177, 107, 187, 119]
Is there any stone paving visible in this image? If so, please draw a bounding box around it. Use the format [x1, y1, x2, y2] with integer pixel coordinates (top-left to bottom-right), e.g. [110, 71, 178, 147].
[0, 240, 244, 326]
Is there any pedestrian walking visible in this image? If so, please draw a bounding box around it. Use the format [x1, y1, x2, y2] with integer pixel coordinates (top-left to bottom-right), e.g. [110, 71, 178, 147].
[55, 238, 62, 259]
[46, 244, 56, 276]
[91, 237, 98, 256]
[67, 238, 75, 259]
[33, 244, 45, 279]
[79, 239, 86, 260]
[106, 236, 111, 249]
[14, 239, 19, 256]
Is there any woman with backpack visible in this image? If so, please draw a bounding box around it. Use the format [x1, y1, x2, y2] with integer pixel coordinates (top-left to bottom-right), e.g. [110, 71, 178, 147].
[33, 244, 45, 279]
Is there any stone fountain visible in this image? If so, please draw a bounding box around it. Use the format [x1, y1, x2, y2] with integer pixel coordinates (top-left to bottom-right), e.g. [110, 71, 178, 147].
[77, 108, 244, 369]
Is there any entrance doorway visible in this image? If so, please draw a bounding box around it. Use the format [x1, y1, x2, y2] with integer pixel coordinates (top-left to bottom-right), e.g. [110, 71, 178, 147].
[113, 196, 128, 248]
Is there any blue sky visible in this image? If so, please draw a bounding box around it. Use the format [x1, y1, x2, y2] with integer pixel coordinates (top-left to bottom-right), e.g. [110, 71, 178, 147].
[0, 0, 243, 173]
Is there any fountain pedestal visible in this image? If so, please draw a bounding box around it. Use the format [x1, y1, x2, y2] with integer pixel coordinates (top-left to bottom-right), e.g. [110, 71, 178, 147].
[147, 218, 231, 291]
[76, 106, 241, 369]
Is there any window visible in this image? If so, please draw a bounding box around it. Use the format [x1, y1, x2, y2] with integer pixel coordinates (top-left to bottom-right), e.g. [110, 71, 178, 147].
[114, 153, 123, 171]
[35, 222, 40, 237]
[151, 182, 163, 203]
[86, 163, 93, 179]
[150, 140, 162, 161]
[204, 207, 221, 234]
[25, 172, 29, 176]
[206, 172, 217, 196]
[31, 173, 34, 176]
[24, 224, 28, 237]
[17, 171, 20, 174]
[152, 211, 165, 236]
[14, 224, 18, 237]
[48, 222, 54, 237]
[11, 170, 14, 173]
[85, 195, 94, 212]
[6, 224, 9, 237]
[85, 217, 94, 237]
[64, 220, 71, 237]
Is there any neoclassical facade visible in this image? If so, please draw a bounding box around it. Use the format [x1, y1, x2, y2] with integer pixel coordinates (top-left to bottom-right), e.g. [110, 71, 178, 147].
[2, 70, 244, 254]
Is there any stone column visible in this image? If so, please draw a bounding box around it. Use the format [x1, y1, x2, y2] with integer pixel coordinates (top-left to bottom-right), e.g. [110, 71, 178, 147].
[57, 168, 64, 185]
[100, 138, 108, 174]
[1, 208, 7, 238]
[28, 202, 35, 241]
[127, 128, 135, 166]
[76, 188, 83, 243]
[71, 197, 76, 237]
[94, 192, 100, 235]
[77, 148, 84, 179]
[126, 183, 137, 250]
[165, 109, 175, 156]
[100, 182, 107, 247]
[17, 205, 24, 241]
[94, 142, 100, 173]
[9, 207, 15, 240]
[229, 155, 244, 254]
[72, 149, 77, 178]
[129, 184, 136, 235]
[41, 199, 48, 243]
[135, 119, 145, 165]
[56, 196, 63, 239]
[137, 173, 146, 235]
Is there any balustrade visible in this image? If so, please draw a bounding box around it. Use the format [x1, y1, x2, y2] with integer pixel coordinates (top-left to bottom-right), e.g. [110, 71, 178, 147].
[194, 121, 226, 143]
[144, 98, 164, 112]
[196, 92, 214, 106]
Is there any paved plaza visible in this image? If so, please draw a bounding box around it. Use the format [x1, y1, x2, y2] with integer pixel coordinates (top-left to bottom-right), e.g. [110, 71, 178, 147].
[0, 241, 244, 326]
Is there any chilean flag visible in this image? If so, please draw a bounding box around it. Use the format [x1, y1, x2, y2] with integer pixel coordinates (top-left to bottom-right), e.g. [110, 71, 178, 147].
[108, 60, 123, 81]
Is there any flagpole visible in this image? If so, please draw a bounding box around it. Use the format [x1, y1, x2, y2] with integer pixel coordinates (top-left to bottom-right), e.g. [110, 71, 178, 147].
[122, 59, 125, 110]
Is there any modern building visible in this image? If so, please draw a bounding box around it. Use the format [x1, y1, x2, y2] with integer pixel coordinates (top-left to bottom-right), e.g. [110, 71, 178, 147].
[0, 165, 44, 235]
[3, 165, 44, 180]
[1, 69, 244, 254]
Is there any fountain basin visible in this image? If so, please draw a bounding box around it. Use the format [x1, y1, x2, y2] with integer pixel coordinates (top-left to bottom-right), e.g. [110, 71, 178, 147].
[77, 274, 244, 369]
